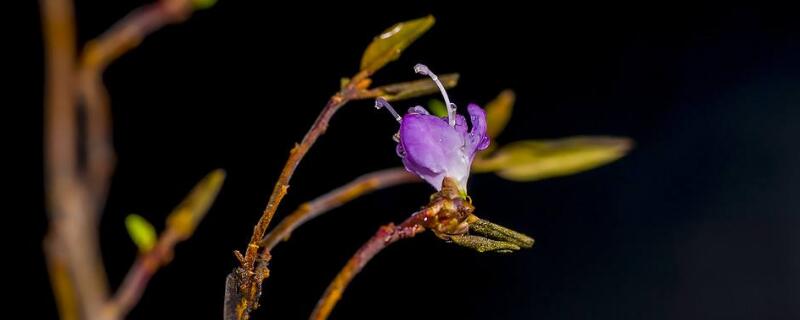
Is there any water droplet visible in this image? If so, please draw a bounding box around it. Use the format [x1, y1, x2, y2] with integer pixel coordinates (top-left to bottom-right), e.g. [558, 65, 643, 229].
[396, 144, 406, 157]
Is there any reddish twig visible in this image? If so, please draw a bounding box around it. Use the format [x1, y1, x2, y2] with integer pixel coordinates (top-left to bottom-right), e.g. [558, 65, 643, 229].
[309, 178, 473, 320]
[260, 168, 419, 251]
[106, 230, 182, 316]
[309, 212, 426, 320]
[242, 71, 373, 268]
[107, 168, 225, 317]
[232, 71, 373, 319]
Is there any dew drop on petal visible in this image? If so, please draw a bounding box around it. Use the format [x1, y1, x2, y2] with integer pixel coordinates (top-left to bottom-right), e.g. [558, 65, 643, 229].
[396, 143, 406, 157]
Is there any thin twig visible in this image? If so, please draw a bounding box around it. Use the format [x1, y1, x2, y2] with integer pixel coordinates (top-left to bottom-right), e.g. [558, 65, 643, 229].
[79, 0, 194, 205]
[107, 168, 225, 317]
[106, 230, 182, 316]
[242, 93, 350, 271]
[234, 73, 372, 318]
[309, 178, 473, 320]
[309, 212, 427, 320]
[234, 53, 460, 318]
[260, 168, 418, 251]
[243, 71, 371, 269]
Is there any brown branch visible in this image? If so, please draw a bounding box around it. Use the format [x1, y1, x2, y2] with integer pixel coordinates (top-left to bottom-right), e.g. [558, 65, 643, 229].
[42, 0, 205, 319]
[106, 169, 224, 317]
[79, 0, 194, 205]
[259, 168, 419, 251]
[309, 212, 427, 320]
[41, 0, 111, 319]
[242, 71, 371, 269]
[105, 230, 182, 317]
[241, 67, 460, 272]
[45, 235, 79, 320]
[309, 178, 472, 320]
[301, 173, 536, 320]
[232, 72, 373, 319]
[233, 30, 459, 319]
[242, 93, 349, 271]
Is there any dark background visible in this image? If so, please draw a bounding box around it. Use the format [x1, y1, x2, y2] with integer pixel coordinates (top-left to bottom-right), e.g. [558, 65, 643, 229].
[25, 2, 799, 319]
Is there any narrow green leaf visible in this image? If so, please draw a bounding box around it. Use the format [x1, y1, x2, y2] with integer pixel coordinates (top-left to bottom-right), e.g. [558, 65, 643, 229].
[469, 217, 534, 248]
[360, 15, 435, 74]
[449, 234, 521, 253]
[427, 99, 448, 117]
[485, 90, 516, 139]
[356, 73, 459, 102]
[472, 136, 633, 181]
[125, 214, 157, 252]
[192, 0, 217, 10]
[167, 169, 226, 239]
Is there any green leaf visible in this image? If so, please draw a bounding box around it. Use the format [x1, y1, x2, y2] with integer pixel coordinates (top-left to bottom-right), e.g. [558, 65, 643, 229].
[356, 73, 459, 102]
[126, 214, 157, 252]
[360, 15, 435, 74]
[167, 169, 226, 239]
[192, 0, 217, 10]
[427, 99, 448, 117]
[469, 217, 534, 248]
[449, 234, 521, 253]
[472, 136, 633, 181]
[485, 90, 515, 139]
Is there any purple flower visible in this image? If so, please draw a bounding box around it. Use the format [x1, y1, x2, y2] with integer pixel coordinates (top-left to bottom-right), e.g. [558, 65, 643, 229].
[376, 64, 490, 192]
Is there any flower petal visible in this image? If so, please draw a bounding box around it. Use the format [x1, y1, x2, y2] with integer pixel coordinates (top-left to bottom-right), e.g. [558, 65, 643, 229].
[399, 113, 467, 190]
[466, 103, 490, 154]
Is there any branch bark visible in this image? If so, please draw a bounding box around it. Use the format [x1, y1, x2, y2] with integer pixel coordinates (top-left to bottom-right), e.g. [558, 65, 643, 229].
[41, 0, 109, 318]
[260, 168, 418, 251]
[42, 0, 203, 319]
[309, 212, 426, 320]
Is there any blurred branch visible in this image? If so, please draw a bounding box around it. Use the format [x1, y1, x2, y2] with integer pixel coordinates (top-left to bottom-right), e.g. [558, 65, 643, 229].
[41, 0, 109, 319]
[310, 212, 426, 320]
[41, 0, 210, 319]
[108, 230, 181, 317]
[107, 170, 225, 317]
[260, 168, 419, 251]
[78, 0, 196, 205]
[45, 235, 80, 320]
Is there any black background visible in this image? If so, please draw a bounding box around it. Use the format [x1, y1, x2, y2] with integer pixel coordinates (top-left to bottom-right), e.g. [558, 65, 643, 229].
[25, 2, 800, 319]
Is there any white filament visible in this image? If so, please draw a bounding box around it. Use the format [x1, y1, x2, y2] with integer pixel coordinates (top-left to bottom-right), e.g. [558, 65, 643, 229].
[375, 97, 402, 122]
[414, 63, 455, 126]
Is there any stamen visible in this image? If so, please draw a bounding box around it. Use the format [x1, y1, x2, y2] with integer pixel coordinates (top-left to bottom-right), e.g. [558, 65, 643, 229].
[414, 63, 456, 127]
[375, 97, 402, 122]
